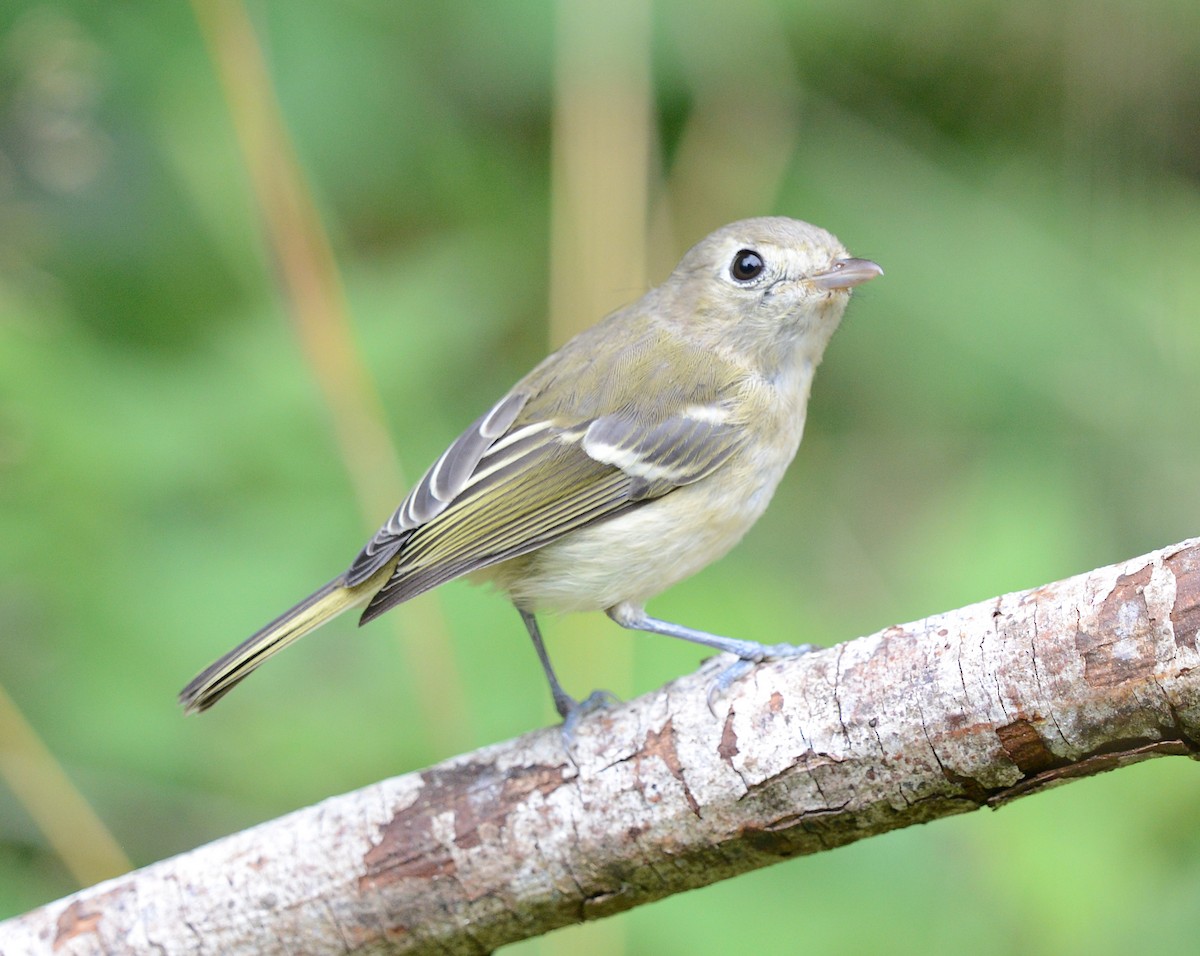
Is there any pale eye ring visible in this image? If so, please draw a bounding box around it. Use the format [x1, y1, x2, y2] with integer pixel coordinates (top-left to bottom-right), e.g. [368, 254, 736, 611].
[730, 249, 764, 282]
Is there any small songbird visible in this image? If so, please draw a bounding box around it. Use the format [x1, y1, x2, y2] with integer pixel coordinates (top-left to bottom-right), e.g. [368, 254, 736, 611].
[180, 217, 881, 720]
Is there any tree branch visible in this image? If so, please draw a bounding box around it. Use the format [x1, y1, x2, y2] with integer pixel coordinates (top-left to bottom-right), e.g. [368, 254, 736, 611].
[5, 538, 1200, 954]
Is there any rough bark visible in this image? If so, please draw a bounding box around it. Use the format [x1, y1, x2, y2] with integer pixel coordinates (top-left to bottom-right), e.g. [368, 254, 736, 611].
[4, 538, 1199, 955]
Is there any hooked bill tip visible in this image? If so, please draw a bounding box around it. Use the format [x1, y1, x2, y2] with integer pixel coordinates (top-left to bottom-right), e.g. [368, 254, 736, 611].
[810, 257, 884, 291]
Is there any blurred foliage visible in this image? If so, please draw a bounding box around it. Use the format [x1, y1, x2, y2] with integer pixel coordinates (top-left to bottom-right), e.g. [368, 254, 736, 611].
[1, 0, 1199, 952]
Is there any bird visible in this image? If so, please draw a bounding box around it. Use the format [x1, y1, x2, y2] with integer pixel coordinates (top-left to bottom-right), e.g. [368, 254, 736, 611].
[179, 216, 882, 721]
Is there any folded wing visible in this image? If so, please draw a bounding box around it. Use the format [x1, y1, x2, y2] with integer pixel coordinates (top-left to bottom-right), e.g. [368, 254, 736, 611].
[349, 373, 746, 622]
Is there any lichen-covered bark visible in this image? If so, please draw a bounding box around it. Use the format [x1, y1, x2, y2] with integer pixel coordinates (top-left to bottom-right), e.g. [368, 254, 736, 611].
[5, 538, 1199, 955]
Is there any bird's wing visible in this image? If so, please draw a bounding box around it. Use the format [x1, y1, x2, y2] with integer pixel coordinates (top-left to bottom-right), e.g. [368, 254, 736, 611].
[345, 389, 530, 585]
[351, 386, 746, 621]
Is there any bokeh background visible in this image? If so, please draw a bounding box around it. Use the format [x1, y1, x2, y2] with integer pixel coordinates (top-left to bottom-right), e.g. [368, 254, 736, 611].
[2, 0, 1199, 951]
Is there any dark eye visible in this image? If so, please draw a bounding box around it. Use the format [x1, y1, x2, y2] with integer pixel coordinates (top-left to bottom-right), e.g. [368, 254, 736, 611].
[730, 249, 764, 282]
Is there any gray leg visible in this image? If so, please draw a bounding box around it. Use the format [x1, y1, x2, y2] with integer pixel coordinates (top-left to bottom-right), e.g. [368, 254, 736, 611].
[518, 609, 617, 754]
[606, 602, 817, 712]
[519, 608, 577, 720]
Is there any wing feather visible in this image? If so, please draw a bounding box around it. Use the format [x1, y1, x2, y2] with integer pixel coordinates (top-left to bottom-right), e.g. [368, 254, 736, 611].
[361, 446, 634, 620]
[582, 410, 740, 485]
[345, 390, 528, 585]
[358, 400, 744, 618]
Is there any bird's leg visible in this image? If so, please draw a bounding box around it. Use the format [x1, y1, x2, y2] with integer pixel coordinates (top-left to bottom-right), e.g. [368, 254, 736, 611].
[606, 602, 818, 714]
[518, 609, 616, 731]
[519, 608, 576, 719]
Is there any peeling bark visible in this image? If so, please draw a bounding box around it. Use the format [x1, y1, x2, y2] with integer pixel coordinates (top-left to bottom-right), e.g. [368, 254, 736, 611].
[4, 538, 1200, 955]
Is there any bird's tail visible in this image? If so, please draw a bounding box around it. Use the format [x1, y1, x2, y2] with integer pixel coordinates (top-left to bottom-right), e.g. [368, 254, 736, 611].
[179, 576, 369, 714]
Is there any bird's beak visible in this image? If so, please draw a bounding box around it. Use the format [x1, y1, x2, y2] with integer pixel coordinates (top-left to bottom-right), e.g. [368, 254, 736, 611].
[809, 257, 884, 291]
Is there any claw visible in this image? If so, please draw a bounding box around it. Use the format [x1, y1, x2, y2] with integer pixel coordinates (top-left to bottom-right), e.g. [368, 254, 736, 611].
[559, 689, 620, 764]
[705, 643, 818, 715]
[707, 658, 755, 716]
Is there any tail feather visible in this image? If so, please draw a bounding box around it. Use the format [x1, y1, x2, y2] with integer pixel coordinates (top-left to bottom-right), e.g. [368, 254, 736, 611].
[179, 577, 367, 714]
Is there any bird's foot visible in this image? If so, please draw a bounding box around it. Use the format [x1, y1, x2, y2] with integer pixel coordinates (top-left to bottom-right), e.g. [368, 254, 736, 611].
[559, 689, 620, 764]
[706, 642, 818, 716]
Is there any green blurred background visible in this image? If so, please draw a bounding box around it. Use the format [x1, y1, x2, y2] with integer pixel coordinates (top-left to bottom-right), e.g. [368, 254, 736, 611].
[2, 0, 1199, 952]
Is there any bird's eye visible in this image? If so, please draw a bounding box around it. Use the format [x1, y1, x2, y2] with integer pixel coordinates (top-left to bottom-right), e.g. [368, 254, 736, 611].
[730, 249, 765, 282]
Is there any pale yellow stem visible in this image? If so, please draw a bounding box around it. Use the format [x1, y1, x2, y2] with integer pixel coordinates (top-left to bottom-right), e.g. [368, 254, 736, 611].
[190, 0, 468, 751]
[0, 684, 131, 886]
